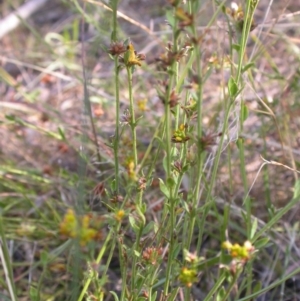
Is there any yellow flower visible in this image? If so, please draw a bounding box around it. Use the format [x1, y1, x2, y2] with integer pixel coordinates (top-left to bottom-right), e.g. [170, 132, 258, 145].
[115, 210, 125, 222]
[178, 267, 197, 287]
[124, 43, 143, 67]
[60, 209, 77, 237]
[137, 98, 148, 111]
[60, 209, 102, 246]
[222, 240, 255, 262]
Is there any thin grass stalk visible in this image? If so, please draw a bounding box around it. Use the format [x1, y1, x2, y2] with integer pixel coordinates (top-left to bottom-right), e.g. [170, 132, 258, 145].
[185, 0, 204, 251]
[261, 129, 273, 218]
[130, 225, 144, 298]
[187, 0, 228, 251]
[127, 66, 138, 168]
[138, 119, 164, 175]
[111, 0, 118, 41]
[130, 189, 146, 297]
[111, 0, 120, 193]
[0, 217, 17, 301]
[69, 2, 92, 297]
[78, 2, 102, 166]
[163, 81, 173, 182]
[113, 58, 120, 192]
[234, 1, 259, 296]
[162, 6, 180, 294]
[118, 238, 128, 301]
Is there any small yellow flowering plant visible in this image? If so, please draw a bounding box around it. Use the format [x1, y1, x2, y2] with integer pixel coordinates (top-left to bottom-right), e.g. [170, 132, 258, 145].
[60, 209, 103, 247]
[222, 240, 255, 263]
[123, 42, 144, 67]
[178, 250, 204, 287]
[108, 40, 145, 68]
[221, 240, 256, 277]
[224, 2, 256, 33]
[172, 123, 190, 143]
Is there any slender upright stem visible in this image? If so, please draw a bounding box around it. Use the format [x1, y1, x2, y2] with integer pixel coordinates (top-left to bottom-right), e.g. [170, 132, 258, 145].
[127, 66, 138, 168]
[113, 58, 120, 193]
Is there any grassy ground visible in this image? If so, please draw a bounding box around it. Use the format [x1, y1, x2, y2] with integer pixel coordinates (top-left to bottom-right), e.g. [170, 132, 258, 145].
[1, 0, 300, 300]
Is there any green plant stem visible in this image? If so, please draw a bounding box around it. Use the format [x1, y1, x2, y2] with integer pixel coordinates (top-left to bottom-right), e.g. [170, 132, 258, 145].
[138, 119, 164, 176]
[164, 84, 173, 181]
[110, 0, 120, 193]
[113, 57, 120, 193]
[162, 7, 179, 292]
[127, 66, 138, 168]
[111, 0, 119, 41]
[221, 271, 239, 301]
[203, 99, 233, 203]
[118, 235, 129, 301]
[184, 0, 204, 251]
[163, 201, 175, 295]
[78, 229, 113, 301]
[162, 83, 175, 296]
[130, 225, 144, 297]
[185, 0, 228, 252]
[187, 52, 204, 250]
[203, 271, 226, 301]
[131, 191, 145, 297]
[234, 2, 259, 297]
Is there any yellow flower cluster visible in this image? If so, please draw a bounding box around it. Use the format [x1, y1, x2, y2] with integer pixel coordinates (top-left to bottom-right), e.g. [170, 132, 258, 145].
[124, 43, 144, 67]
[125, 159, 137, 181]
[178, 250, 203, 287]
[60, 209, 101, 246]
[222, 240, 255, 262]
[225, 2, 256, 32]
[178, 267, 198, 288]
[172, 124, 190, 143]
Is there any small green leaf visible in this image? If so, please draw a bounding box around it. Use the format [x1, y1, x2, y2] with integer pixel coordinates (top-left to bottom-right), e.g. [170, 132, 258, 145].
[216, 286, 226, 301]
[182, 201, 189, 213]
[109, 291, 120, 301]
[293, 179, 300, 198]
[166, 287, 179, 301]
[166, 177, 176, 189]
[166, 10, 175, 27]
[232, 43, 240, 52]
[254, 237, 270, 249]
[173, 243, 182, 258]
[135, 204, 146, 226]
[153, 222, 159, 233]
[128, 215, 139, 232]
[159, 178, 170, 199]
[40, 250, 48, 265]
[5, 114, 16, 121]
[142, 221, 154, 235]
[228, 77, 238, 97]
[110, 179, 116, 192]
[241, 103, 249, 122]
[29, 286, 38, 301]
[242, 62, 255, 73]
[203, 66, 213, 83]
[250, 217, 257, 239]
[236, 137, 244, 150]
[182, 164, 189, 173]
[253, 281, 262, 294]
[149, 291, 157, 301]
[58, 126, 66, 140]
